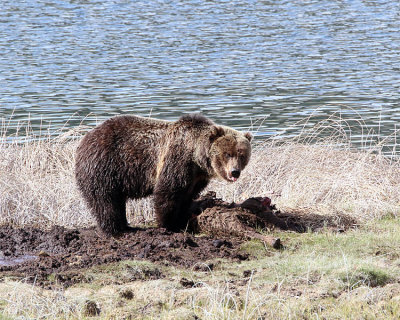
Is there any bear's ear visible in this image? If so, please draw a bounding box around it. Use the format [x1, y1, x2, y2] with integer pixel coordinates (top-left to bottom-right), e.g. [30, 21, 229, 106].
[244, 132, 253, 142]
[209, 126, 225, 143]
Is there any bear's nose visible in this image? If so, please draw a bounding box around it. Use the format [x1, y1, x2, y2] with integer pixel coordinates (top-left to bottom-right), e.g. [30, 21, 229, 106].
[231, 169, 241, 178]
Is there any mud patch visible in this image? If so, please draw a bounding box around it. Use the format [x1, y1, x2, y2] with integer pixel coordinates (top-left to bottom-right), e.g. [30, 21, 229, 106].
[0, 193, 357, 287]
[0, 226, 244, 286]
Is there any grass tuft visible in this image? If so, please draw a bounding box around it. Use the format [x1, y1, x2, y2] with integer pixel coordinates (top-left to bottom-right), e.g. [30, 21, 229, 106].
[341, 266, 393, 289]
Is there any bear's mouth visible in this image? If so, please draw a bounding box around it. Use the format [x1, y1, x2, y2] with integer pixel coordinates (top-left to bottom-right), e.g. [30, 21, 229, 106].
[226, 171, 239, 182]
[228, 176, 238, 182]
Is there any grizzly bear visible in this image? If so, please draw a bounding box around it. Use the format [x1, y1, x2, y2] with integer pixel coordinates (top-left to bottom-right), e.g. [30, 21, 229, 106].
[75, 114, 252, 235]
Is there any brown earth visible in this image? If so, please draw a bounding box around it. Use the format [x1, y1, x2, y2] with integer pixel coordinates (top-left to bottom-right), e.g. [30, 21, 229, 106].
[0, 225, 247, 288]
[0, 193, 357, 288]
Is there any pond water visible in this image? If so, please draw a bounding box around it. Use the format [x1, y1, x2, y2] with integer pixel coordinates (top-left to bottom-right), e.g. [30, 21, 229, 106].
[0, 254, 37, 267]
[0, 1, 399, 152]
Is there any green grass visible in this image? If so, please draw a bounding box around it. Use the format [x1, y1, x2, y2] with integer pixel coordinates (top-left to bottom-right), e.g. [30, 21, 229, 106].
[239, 239, 271, 258]
[340, 266, 392, 289]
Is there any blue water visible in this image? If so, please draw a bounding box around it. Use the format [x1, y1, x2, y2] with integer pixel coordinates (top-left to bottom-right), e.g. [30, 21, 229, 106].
[1, 0, 400, 150]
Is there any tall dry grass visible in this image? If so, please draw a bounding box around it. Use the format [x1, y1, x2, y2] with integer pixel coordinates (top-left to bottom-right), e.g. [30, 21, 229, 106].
[1, 114, 400, 229]
[0, 121, 89, 228]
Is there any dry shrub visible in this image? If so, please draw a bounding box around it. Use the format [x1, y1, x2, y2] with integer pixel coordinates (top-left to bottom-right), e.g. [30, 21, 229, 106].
[1, 114, 400, 229]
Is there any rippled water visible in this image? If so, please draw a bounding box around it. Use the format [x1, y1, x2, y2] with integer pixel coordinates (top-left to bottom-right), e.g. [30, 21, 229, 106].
[1, 1, 400, 150]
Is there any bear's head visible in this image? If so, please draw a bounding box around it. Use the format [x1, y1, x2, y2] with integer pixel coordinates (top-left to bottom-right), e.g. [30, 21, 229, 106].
[209, 128, 252, 182]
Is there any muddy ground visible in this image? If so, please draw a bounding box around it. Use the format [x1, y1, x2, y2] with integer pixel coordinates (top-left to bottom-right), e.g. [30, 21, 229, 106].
[0, 194, 357, 288]
[0, 225, 247, 287]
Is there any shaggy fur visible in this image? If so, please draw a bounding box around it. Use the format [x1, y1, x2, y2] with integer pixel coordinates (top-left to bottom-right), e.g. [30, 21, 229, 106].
[75, 114, 252, 235]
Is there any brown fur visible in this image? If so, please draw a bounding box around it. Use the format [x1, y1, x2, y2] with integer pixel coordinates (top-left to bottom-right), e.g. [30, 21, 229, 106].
[75, 114, 252, 235]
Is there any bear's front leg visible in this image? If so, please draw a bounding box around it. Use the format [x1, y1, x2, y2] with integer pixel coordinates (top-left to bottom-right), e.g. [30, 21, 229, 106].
[153, 155, 198, 231]
[153, 183, 193, 231]
[154, 176, 209, 231]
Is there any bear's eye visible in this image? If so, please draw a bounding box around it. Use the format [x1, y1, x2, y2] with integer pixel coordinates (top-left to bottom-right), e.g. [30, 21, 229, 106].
[224, 152, 231, 159]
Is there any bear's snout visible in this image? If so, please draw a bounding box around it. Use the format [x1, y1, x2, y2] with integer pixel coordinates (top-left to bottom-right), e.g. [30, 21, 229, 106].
[227, 168, 240, 182]
[231, 169, 240, 178]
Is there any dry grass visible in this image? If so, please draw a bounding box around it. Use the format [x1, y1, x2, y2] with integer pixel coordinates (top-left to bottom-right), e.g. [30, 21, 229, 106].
[0, 125, 90, 229]
[1, 114, 400, 229]
[211, 140, 400, 221]
[0, 280, 84, 319]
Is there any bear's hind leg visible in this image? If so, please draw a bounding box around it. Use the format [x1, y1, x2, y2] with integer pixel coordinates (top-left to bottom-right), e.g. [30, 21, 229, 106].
[91, 195, 129, 236]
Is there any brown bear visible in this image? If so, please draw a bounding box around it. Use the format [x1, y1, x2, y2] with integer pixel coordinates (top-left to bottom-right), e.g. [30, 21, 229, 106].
[75, 113, 252, 235]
